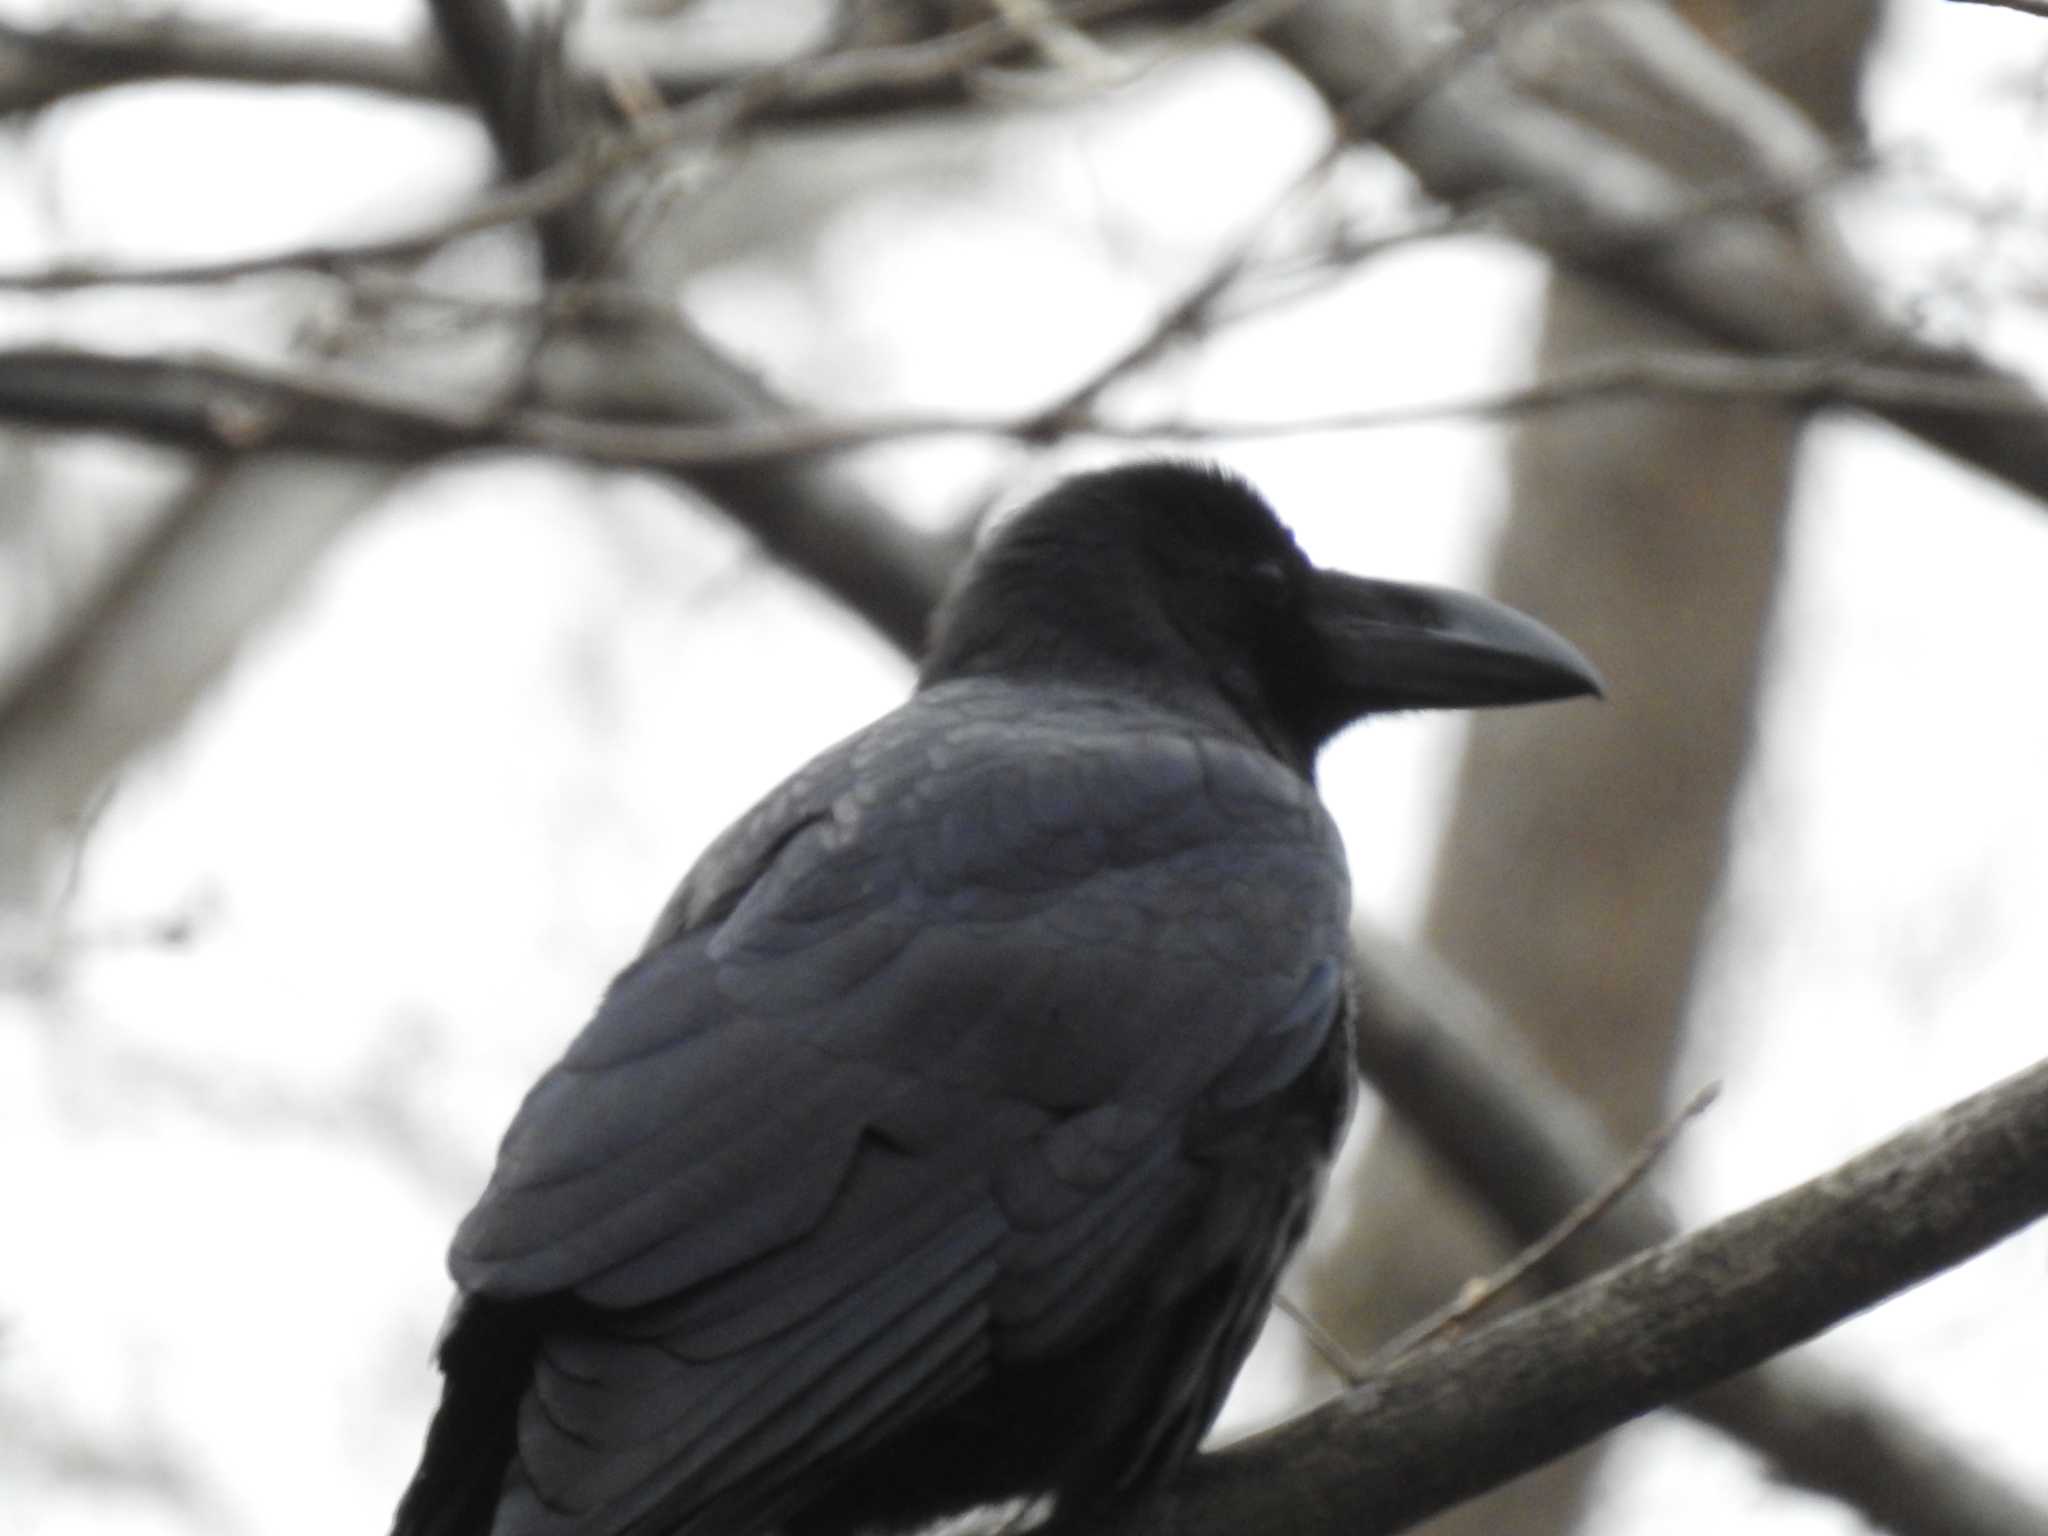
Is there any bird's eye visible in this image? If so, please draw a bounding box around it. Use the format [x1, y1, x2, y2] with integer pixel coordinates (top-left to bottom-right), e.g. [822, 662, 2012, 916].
[1248, 557, 1292, 608]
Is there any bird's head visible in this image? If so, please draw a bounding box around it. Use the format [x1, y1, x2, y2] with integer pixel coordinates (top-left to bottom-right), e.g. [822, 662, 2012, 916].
[921, 461, 1602, 775]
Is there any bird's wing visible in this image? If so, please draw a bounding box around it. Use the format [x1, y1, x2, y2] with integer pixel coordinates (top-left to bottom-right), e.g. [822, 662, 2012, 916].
[447, 689, 1351, 1535]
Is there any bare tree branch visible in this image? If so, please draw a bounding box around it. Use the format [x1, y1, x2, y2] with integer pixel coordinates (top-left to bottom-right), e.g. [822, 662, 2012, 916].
[0, 163, 641, 293]
[1343, 927, 2048, 1536]
[1282, 1079, 1719, 1389]
[417, 0, 956, 659]
[1032, 143, 1854, 434]
[0, 454, 405, 907]
[5, 343, 2042, 469]
[0, 0, 990, 907]
[0, 3, 1210, 121]
[1077, 1050, 2048, 1536]
[1356, 1081, 1722, 1377]
[7, 10, 2041, 1533]
[0, 2, 1151, 279]
[0, 7, 1012, 118]
[0, 3, 1203, 294]
[0, 0, 989, 901]
[425, 0, 597, 280]
[13, 5, 2048, 522]
[1258, 0, 2048, 509]
[0, 16, 454, 114]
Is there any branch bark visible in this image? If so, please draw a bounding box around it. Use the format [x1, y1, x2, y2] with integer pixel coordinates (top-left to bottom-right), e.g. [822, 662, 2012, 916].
[4, 343, 2038, 467]
[424, 0, 596, 280]
[419, 0, 955, 656]
[1343, 927, 2048, 1536]
[0, 0, 958, 903]
[7, 8, 2041, 1531]
[1079, 1050, 2048, 1536]
[1258, 0, 2048, 511]
[0, 5, 1152, 120]
[1306, 11, 1881, 1535]
[15, 4, 2048, 520]
[0, 16, 454, 115]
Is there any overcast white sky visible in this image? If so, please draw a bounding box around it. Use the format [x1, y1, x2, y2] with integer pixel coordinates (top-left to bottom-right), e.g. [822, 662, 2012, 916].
[1, 4, 2046, 1535]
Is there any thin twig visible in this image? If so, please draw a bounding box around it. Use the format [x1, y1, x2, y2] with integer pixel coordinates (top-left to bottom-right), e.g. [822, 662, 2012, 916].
[1280, 1082, 1718, 1389]
[0, 1, 1151, 294]
[1033, 0, 1569, 429]
[1098, 1054, 2048, 1536]
[1262, 0, 2048, 519]
[1361, 1081, 1722, 1376]
[1274, 1293, 1363, 1384]
[1344, 926, 2048, 1536]
[988, 0, 1130, 76]
[975, 0, 1305, 101]
[340, 270, 678, 329]
[511, 350, 2048, 457]
[0, 15, 451, 113]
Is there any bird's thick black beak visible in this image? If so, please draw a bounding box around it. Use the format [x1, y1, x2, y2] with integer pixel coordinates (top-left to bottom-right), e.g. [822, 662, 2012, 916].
[1309, 570, 1604, 714]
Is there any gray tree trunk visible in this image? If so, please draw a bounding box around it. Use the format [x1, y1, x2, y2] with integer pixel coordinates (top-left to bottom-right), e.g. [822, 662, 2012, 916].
[1298, 4, 1879, 1532]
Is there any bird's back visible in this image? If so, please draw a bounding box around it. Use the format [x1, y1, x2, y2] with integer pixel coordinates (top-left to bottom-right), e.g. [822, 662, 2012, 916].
[397, 679, 1356, 1536]
[393, 459, 1598, 1536]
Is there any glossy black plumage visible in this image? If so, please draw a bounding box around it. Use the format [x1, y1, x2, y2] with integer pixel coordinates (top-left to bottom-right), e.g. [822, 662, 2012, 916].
[393, 461, 1599, 1536]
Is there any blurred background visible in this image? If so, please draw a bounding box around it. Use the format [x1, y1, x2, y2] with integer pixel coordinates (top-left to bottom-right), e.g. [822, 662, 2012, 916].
[1, 2, 2045, 1534]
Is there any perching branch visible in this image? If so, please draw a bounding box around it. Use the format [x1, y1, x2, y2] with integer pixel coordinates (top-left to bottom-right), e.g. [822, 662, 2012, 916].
[6, 10, 2042, 1531]
[1355, 1080, 1722, 1377]
[1080, 1051, 2048, 1536]
[1342, 927, 2048, 1536]
[1281, 1079, 1720, 1388]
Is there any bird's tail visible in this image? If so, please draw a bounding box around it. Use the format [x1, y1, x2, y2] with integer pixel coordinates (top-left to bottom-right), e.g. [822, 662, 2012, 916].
[391, 1298, 536, 1536]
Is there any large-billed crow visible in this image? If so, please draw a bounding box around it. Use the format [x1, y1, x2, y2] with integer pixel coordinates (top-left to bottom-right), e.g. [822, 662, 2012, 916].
[393, 461, 1599, 1536]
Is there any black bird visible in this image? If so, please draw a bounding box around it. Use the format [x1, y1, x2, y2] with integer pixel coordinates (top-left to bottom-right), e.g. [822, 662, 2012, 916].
[394, 461, 1599, 1536]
